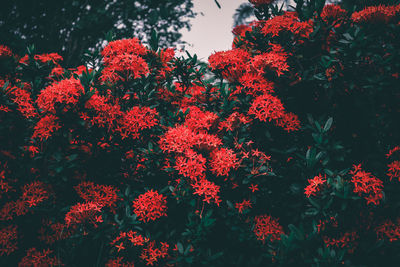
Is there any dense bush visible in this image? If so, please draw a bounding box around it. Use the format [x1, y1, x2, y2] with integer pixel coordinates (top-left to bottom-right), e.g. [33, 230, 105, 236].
[0, 0, 400, 266]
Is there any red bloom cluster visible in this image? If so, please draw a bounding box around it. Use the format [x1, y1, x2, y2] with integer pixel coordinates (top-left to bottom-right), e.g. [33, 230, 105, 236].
[100, 38, 149, 83]
[34, 53, 63, 64]
[261, 11, 313, 38]
[140, 241, 169, 266]
[0, 225, 17, 256]
[376, 218, 400, 242]
[321, 4, 348, 26]
[0, 45, 12, 58]
[74, 181, 120, 209]
[235, 199, 252, 213]
[32, 114, 61, 140]
[174, 149, 206, 180]
[36, 77, 84, 113]
[8, 86, 37, 118]
[350, 164, 384, 205]
[132, 190, 167, 222]
[387, 161, 400, 182]
[18, 248, 62, 266]
[192, 178, 221, 205]
[209, 147, 239, 176]
[64, 202, 103, 226]
[323, 231, 358, 253]
[304, 174, 327, 198]
[253, 214, 284, 243]
[208, 49, 250, 80]
[0, 181, 50, 221]
[351, 4, 400, 24]
[117, 106, 159, 139]
[250, 44, 289, 76]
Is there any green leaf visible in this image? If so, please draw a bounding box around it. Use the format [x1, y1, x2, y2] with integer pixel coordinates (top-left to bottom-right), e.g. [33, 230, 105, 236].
[323, 117, 333, 132]
[177, 242, 184, 254]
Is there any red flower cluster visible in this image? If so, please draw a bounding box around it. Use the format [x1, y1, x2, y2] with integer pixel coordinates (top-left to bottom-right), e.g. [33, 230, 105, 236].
[208, 49, 250, 81]
[192, 178, 221, 205]
[74, 181, 120, 209]
[209, 147, 239, 176]
[18, 248, 62, 266]
[253, 214, 284, 243]
[174, 149, 206, 180]
[32, 114, 61, 140]
[100, 38, 149, 83]
[323, 231, 358, 253]
[261, 11, 313, 38]
[132, 190, 167, 222]
[0, 45, 12, 58]
[321, 4, 348, 26]
[350, 164, 384, 205]
[64, 202, 103, 226]
[34, 53, 63, 64]
[117, 106, 159, 139]
[36, 77, 84, 113]
[351, 4, 400, 24]
[304, 174, 327, 198]
[0, 225, 17, 256]
[376, 218, 400, 242]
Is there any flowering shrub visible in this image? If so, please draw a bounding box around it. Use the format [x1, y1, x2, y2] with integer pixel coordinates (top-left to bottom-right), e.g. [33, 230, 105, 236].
[0, 0, 400, 266]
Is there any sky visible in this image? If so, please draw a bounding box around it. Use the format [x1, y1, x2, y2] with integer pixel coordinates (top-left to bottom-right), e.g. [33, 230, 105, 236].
[179, 0, 249, 61]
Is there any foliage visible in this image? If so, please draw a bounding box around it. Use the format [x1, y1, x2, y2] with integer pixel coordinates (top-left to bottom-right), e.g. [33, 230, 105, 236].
[0, 0, 400, 266]
[0, 0, 195, 66]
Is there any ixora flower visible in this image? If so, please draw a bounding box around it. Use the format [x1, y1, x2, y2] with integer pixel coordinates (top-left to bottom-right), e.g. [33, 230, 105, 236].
[36, 77, 84, 113]
[209, 147, 239, 177]
[253, 214, 284, 243]
[304, 174, 327, 198]
[350, 164, 384, 205]
[132, 190, 167, 222]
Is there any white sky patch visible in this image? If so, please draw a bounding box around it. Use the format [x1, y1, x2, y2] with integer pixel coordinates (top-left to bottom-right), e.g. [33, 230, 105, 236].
[179, 0, 249, 61]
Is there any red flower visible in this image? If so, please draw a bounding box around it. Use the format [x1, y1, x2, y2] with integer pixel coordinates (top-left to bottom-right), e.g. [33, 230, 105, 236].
[117, 106, 158, 139]
[36, 77, 84, 113]
[34, 53, 63, 64]
[253, 214, 284, 243]
[387, 161, 400, 182]
[32, 114, 61, 140]
[191, 178, 221, 205]
[321, 4, 347, 26]
[350, 164, 384, 205]
[250, 44, 289, 76]
[351, 4, 400, 24]
[248, 94, 285, 122]
[183, 106, 218, 131]
[304, 174, 326, 198]
[376, 218, 400, 242]
[21, 181, 50, 208]
[174, 149, 206, 180]
[65, 202, 103, 226]
[140, 241, 169, 266]
[235, 199, 252, 213]
[0, 45, 12, 58]
[209, 148, 239, 176]
[0, 225, 18, 256]
[74, 181, 120, 209]
[101, 38, 148, 64]
[208, 49, 250, 80]
[261, 11, 313, 38]
[8, 86, 37, 118]
[18, 248, 62, 267]
[132, 190, 167, 222]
